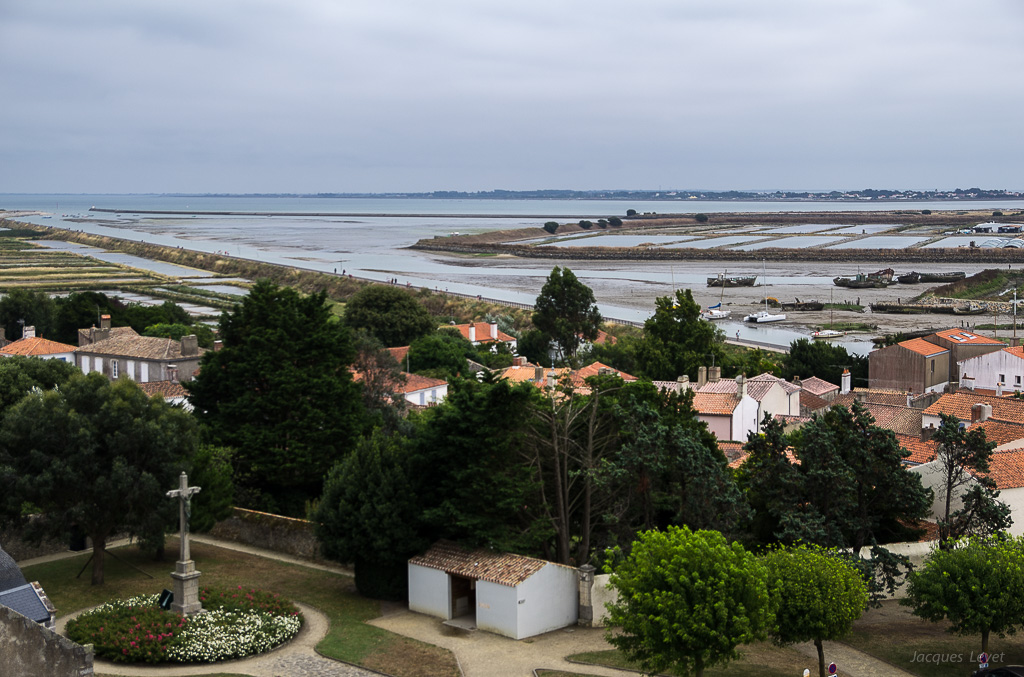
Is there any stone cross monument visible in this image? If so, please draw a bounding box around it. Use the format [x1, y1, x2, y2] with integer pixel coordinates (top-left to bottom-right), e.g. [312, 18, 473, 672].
[167, 471, 202, 616]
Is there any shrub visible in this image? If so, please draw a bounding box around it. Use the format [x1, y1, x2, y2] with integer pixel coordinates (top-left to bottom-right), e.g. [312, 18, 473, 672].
[66, 587, 302, 664]
[994, 211, 1004, 217]
[543, 221, 559, 234]
[608, 216, 623, 227]
[695, 213, 709, 223]
[921, 209, 932, 215]
[626, 209, 637, 216]
[597, 219, 608, 228]
[578, 220, 593, 229]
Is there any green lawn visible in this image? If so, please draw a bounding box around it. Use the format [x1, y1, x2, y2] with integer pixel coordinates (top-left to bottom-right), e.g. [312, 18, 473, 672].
[842, 599, 1024, 677]
[24, 539, 458, 677]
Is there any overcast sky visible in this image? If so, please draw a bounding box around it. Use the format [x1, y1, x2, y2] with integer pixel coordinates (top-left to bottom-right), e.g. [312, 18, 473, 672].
[2, 0, 1022, 194]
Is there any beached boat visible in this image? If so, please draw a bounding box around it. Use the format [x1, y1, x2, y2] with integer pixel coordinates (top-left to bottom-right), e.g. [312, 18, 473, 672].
[834, 268, 894, 288]
[811, 328, 844, 339]
[897, 272, 921, 284]
[780, 300, 824, 311]
[953, 303, 986, 315]
[707, 274, 757, 287]
[919, 271, 967, 283]
[701, 305, 730, 320]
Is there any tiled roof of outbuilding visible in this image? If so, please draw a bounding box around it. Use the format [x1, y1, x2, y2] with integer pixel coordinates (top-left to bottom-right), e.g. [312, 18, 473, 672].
[923, 393, 1024, 424]
[693, 392, 740, 416]
[76, 333, 205, 361]
[984, 450, 1024, 490]
[138, 381, 189, 399]
[409, 540, 554, 587]
[894, 435, 939, 465]
[899, 338, 948, 357]
[801, 376, 839, 396]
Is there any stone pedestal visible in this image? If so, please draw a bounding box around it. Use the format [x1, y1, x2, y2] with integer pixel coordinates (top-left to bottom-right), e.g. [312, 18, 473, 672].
[170, 560, 203, 616]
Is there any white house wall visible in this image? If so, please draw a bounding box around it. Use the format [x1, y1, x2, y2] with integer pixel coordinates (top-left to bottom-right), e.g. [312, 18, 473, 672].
[515, 563, 578, 639]
[958, 351, 1024, 392]
[735, 395, 759, 439]
[475, 580, 518, 639]
[408, 564, 451, 620]
[911, 459, 968, 521]
[698, 414, 731, 442]
[1001, 487, 1024, 537]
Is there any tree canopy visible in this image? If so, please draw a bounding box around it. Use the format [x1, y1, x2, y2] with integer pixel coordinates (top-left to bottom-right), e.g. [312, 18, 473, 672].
[185, 280, 365, 515]
[763, 545, 868, 677]
[635, 289, 722, 380]
[0, 373, 197, 584]
[342, 284, 434, 347]
[781, 338, 867, 389]
[605, 526, 774, 677]
[0, 355, 77, 414]
[932, 413, 1011, 545]
[903, 536, 1024, 654]
[532, 267, 601, 363]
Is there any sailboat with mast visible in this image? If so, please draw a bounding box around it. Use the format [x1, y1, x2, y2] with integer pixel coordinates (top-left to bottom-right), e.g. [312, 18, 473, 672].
[744, 260, 786, 323]
[811, 288, 844, 339]
[701, 270, 731, 320]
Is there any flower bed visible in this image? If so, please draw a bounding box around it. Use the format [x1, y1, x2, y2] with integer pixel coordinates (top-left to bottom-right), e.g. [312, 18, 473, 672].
[66, 586, 303, 664]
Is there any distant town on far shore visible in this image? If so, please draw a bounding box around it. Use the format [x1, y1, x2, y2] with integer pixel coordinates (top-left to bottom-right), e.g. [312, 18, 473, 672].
[161, 187, 1024, 202]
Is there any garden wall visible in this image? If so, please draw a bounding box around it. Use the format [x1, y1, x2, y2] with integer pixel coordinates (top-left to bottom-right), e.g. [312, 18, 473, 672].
[0, 605, 93, 677]
[210, 508, 322, 560]
[3, 524, 74, 563]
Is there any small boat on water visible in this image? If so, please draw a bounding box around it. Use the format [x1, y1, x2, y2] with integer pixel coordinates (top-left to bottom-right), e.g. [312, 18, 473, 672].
[897, 272, 921, 284]
[745, 261, 786, 323]
[919, 271, 967, 283]
[708, 273, 757, 287]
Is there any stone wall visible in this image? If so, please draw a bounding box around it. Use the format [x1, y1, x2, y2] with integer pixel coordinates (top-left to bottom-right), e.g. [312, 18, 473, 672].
[209, 508, 321, 560]
[0, 605, 93, 677]
[2, 523, 72, 562]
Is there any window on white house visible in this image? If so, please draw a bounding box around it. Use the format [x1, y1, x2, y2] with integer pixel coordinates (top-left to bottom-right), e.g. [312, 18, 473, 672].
[111, 360, 119, 379]
[1000, 373, 1006, 384]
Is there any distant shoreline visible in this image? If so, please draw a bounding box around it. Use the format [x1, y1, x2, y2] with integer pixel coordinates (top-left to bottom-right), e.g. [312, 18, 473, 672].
[88, 208, 574, 219]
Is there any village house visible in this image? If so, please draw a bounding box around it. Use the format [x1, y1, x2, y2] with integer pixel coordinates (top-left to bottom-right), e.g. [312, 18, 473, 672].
[0, 326, 76, 363]
[0, 545, 56, 630]
[396, 372, 448, 406]
[450, 322, 518, 351]
[692, 376, 759, 442]
[499, 359, 636, 394]
[868, 338, 950, 394]
[76, 315, 204, 383]
[696, 369, 801, 427]
[137, 380, 191, 408]
[926, 328, 1005, 382]
[407, 541, 578, 639]
[921, 393, 1024, 431]
[958, 345, 1024, 393]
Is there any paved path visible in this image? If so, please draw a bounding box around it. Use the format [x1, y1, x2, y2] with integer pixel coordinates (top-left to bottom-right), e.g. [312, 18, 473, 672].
[370, 608, 633, 677]
[791, 640, 917, 677]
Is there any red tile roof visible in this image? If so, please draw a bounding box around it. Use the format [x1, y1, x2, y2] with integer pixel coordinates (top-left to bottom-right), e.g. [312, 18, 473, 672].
[933, 329, 1004, 345]
[0, 337, 76, 356]
[396, 372, 447, 395]
[801, 376, 839, 397]
[718, 441, 745, 464]
[923, 393, 1024, 425]
[1003, 345, 1024, 360]
[863, 403, 923, 436]
[973, 420, 1024, 447]
[451, 322, 516, 344]
[985, 450, 1024, 490]
[899, 338, 949, 357]
[800, 391, 830, 413]
[593, 329, 617, 345]
[693, 392, 740, 416]
[894, 434, 938, 465]
[388, 346, 409, 364]
[409, 540, 555, 586]
[573, 361, 637, 384]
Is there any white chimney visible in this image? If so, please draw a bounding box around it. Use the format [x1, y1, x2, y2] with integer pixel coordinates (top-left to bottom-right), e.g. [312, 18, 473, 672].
[841, 369, 851, 395]
[468, 324, 476, 343]
[23, 325, 35, 339]
[698, 366, 707, 388]
[736, 374, 746, 400]
[960, 374, 975, 391]
[490, 322, 498, 339]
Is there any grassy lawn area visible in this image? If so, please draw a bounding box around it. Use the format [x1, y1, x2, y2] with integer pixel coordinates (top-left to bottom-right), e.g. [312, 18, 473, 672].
[568, 642, 834, 677]
[23, 538, 458, 677]
[842, 599, 1024, 677]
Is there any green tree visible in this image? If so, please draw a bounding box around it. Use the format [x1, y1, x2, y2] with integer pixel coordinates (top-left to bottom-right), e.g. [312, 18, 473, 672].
[532, 267, 602, 363]
[605, 526, 774, 677]
[185, 280, 365, 515]
[694, 213, 709, 223]
[351, 330, 408, 434]
[413, 378, 544, 554]
[782, 338, 867, 388]
[933, 413, 1011, 545]
[0, 355, 77, 414]
[52, 291, 116, 345]
[736, 414, 802, 545]
[315, 430, 425, 600]
[0, 373, 197, 584]
[187, 445, 235, 533]
[903, 536, 1024, 654]
[342, 284, 434, 347]
[407, 329, 474, 379]
[0, 289, 57, 340]
[608, 216, 622, 227]
[543, 221, 559, 234]
[763, 545, 868, 677]
[635, 289, 722, 380]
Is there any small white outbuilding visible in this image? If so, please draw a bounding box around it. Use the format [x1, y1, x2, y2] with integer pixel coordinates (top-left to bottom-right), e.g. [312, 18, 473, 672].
[407, 541, 579, 640]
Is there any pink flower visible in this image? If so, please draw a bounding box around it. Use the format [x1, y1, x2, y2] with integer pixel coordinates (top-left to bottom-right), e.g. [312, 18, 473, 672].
[123, 649, 128, 655]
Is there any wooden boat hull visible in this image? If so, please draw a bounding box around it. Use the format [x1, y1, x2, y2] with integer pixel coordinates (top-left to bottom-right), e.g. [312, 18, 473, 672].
[708, 276, 757, 287]
[919, 272, 967, 283]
